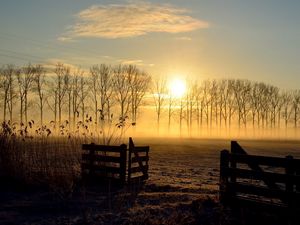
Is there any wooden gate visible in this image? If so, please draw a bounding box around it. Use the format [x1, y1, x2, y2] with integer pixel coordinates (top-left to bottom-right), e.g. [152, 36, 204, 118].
[81, 138, 149, 185]
[220, 141, 300, 209]
[127, 137, 149, 184]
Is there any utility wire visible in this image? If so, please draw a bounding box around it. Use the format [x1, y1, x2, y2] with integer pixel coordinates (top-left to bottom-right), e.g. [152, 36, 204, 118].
[0, 32, 111, 60]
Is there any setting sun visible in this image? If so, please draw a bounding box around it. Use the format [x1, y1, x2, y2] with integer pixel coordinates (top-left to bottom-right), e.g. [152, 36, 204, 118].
[169, 78, 186, 98]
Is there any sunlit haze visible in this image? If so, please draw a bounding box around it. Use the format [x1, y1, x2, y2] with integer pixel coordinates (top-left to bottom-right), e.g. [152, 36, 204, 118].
[169, 78, 186, 98]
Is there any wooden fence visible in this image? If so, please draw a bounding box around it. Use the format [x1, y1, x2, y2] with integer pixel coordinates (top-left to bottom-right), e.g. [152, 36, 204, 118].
[220, 141, 300, 209]
[81, 138, 149, 185]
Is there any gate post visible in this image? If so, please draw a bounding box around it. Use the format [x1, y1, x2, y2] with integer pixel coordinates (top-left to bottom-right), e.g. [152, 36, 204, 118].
[127, 139, 133, 184]
[220, 149, 230, 204]
[120, 144, 127, 185]
[89, 143, 96, 177]
[285, 155, 294, 207]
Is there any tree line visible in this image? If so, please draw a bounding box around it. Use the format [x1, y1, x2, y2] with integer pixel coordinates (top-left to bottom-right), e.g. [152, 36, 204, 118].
[1, 63, 300, 137]
[0, 63, 150, 134]
[153, 78, 300, 134]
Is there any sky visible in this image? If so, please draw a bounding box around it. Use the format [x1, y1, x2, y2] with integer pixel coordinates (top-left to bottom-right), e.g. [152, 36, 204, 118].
[0, 0, 299, 89]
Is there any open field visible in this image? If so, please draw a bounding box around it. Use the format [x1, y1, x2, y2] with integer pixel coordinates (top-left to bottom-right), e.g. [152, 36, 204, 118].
[1, 137, 300, 224]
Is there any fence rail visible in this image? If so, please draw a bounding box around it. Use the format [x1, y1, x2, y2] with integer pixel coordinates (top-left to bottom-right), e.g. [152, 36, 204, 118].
[220, 141, 300, 208]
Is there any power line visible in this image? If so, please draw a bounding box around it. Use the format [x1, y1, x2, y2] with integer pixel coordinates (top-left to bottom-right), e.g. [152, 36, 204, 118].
[0, 48, 47, 61]
[0, 51, 59, 69]
[0, 32, 112, 60]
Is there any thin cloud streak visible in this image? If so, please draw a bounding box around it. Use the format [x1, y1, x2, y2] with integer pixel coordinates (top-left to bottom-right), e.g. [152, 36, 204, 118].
[63, 1, 209, 39]
[117, 59, 155, 67]
[175, 36, 192, 41]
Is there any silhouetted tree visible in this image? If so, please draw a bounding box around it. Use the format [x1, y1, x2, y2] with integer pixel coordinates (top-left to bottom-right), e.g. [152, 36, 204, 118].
[113, 65, 131, 120]
[281, 91, 292, 128]
[71, 69, 82, 127]
[151, 77, 167, 132]
[291, 90, 300, 128]
[33, 65, 47, 126]
[16, 64, 35, 124]
[0, 65, 16, 122]
[129, 68, 151, 125]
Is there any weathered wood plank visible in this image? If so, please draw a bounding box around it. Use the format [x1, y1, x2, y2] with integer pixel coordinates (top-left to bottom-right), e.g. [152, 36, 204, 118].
[231, 141, 280, 190]
[130, 165, 149, 173]
[228, 182, 292, 200]
[132, 155, 149, 163]
[134, 146, 150, 153]
[129, 175, 148, 183]
[82, 163, 121, 174]
[230, 154, 300, 168]
[225, 167, 300, 184]
[82, 154, 121, 163]
[82, 144, 123, 152]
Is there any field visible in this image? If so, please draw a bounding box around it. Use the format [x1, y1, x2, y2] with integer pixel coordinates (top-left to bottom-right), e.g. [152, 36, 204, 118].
[1, 137, 300, 225]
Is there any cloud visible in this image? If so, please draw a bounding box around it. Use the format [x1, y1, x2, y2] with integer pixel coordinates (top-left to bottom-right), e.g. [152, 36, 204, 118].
[57, 36, 73, 42]
[175, 36, 192, 41]
[117, 59, 155, 67]
[63, 1, 209, 39]
[44, 58, 89, 74]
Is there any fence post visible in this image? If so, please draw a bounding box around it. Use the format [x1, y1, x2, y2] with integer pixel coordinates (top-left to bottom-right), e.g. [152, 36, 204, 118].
[285, 155, 294, 207]
[145, 147, 149, 180]
[127, 139, 133, 184]
[296, 168, 300, 192]
[120, 144, 127, 185]
[230, 142, 237, 184]
[89, 143, 96, 177]
[220, 149, 230, 204]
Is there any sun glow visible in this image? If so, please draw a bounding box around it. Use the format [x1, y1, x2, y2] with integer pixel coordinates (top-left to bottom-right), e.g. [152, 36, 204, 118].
[169, 78, 186, 98]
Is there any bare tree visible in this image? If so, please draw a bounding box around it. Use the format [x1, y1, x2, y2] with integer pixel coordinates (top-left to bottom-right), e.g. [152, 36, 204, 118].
[34, 65, 47, 126]
[249, 82, 261, 128]
[89, 65, 100, 126]
[194, 81, 203, 130]
[79, 75, 89, 123]
[129, 68, 151, 125]
[54, 63, 70, 125]
[281, 91, 292, 128]
[98, 64, 114, 123]
[90, 64, 115, 139]
[16, 64, 35, 124]
[65, 71, 72, 128]
[219, 80, 236, 128]
[113, 65, 132, 120]
[167, 89, 176, 132]
[209, 80, 217, 128]
[232, 80, 251, 128]
[0, 65, 16, 122]
[291, 90, 300, 128]
[268, 86, 280, 128]
[185, 80, 198, 135]
[151, 77, 167, 131]
[71, 68, 83, 128]
[201, 80, 211, 128]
